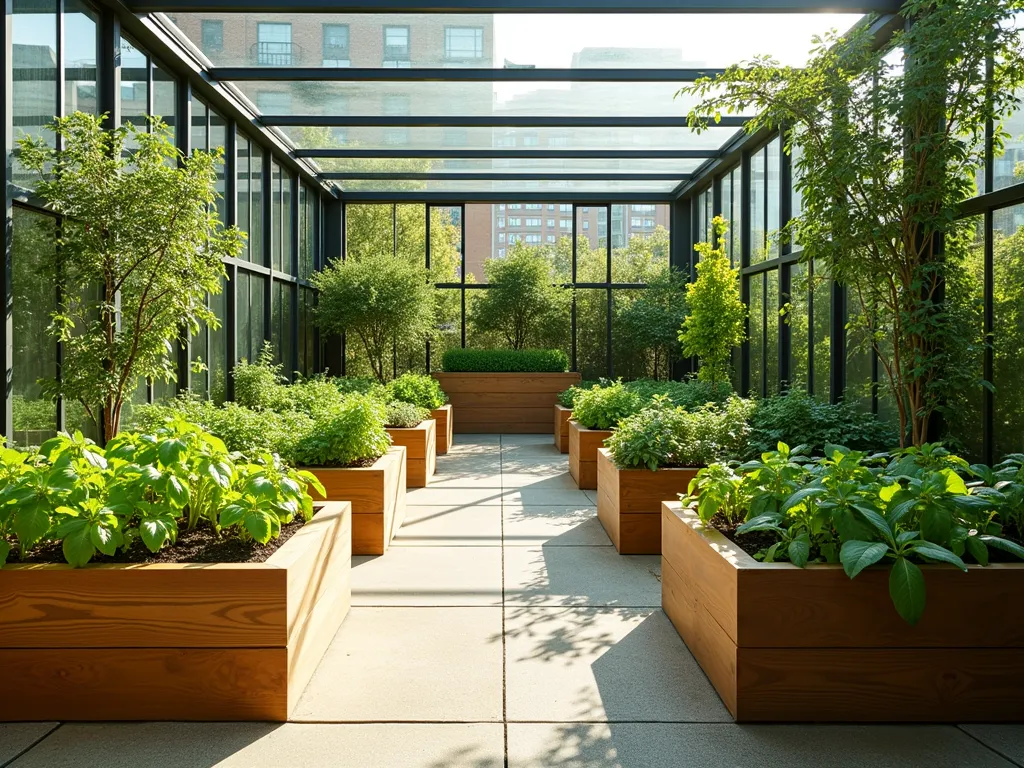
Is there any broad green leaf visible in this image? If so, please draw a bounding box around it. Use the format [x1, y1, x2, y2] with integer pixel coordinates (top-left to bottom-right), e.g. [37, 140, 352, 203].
[219, 504, 246, 528]
[61, 523, 96, 567]
[910, 541, 967, 571]
[297, 470, 326, 497]
[12, 506, 52, 552]
[247, 475, 277, 501]
[889, 557, 926, 626]
[840, 540, 889, 579]
[158, 438, 188, 467]
[939, 468, 968, 495]
[852, 505, 894, 546]
[980, 535, 1024, 561]
[919, 506, 953, 546]
[737, 513, 783, 535]
[780, 486, 824, 514]
[0, 540, 10, 567]
[787, 533, 810, 568]
[165, 475, 190, 508]
[244, 510, 274, 544]
[878, 482, 902, 503]
[140, 517, 175, 552]
[965, 535, 989, 566]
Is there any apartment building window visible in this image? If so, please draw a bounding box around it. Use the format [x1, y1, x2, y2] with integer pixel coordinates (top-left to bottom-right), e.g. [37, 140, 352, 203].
[495, 134, 516, 147]
[631, 217, 642, 227]
[497, 216, 505, 227]
[498, 248, 506, 257]
[383, 26, 411, 67]
[522, 135, 539, 147]
[559, 219, 571, 229]
[256, 23, 292, 66]
[559, 204, 572, 213]
[322, 24, 350, 66]
[508, 204, 521, 210]
[632, 204, 656, 213]
[549, 136, 569, 147]
[498, 233, 506, 244]
[546, 219, 555, 227]
[582, 207, 590, 213]
[508, 234, 520, 244]
[525, 203, 542, 210]
[526, 218, 541, 227]
[508, 217, 521, 226]
[201, 20, 223, 53]
[582, 220, 590, 230]
[644, 218, 655, 227]
[546, 235, 556, 243]
[444, 26, 484, 61]
[525, 234, 541, 244]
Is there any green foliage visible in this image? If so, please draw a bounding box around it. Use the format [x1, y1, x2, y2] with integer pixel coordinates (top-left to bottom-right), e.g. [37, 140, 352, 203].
[615, 267, 689, 380]
[679, 217, 746, 387]
[557, 381, 604, 409]
[470, 243, 572, 350]
[334, 376, 388, 401]
[680, 0, 1024, 444]
[290, 394, 391, 469]
[571, 381, 643, 430]
[386, 373, 448, 410]
[384, 401, 430, 428]
[0, 420, 321, 567]
[746, 390, 900, 458]
[606, 396, 755, 471]
[232, 343, 285, 411]
[625, 378, 733, 410]
[313, 253, 435, 383]
[16, 113, 243, 438]
[441, 348, 570, 373]
[687, 442, 1024, 625]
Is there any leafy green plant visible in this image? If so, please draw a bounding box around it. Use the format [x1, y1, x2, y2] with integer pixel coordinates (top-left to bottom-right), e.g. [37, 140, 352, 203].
[441, 348, 570, 373]
[16, 113, 243, 438]
[386, 373, 448, 410]
[680, 0, 1024, 444]
[289, 394, 391, 468]
[384, 401, 429, 428]
[469, 242, 572, 350]
[615, 268, 689, 380]
[625, 378, 733, 410]
[334, 376, 388, 401]
[678, 217, 747, 387]
[557, 380, 604, 409]
[571, 381, 642, 430]
[0, 419, 323, 567]
[746, 390, 900, 458]
[313, 253, 435, 383]
[606, 396, 754, 470]
[232, 343, 286, 411]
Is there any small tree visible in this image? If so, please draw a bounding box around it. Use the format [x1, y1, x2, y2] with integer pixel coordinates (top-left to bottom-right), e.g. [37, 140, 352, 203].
[679, 217, 746, 387]
[470, 242, 572, 350]
[616, 267, 688, 379]
[679, 0, 1024, 444]
[312, 253, 434, 383]
[17, 112, 242, 439]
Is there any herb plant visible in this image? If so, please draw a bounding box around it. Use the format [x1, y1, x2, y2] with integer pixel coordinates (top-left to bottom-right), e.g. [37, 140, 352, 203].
[289, 394, 391, 468]
[386, 374, 448, 410]
[571, 381, 642, 430]
[384, 401, 430, 429]
[557, 381, 604, 409]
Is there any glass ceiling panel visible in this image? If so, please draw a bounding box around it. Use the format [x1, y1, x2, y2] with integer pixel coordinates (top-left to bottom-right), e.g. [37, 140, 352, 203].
[338, 179, 679, 193]
[310, 157, 703, 174]
[233, 80, 710, 117]
[279, 125, 736, 152]
[164, 12, 862, 70]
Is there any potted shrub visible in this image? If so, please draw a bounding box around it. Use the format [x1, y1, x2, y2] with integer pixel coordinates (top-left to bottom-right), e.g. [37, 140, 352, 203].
[388, 373, 452, 455]
[433, 349, 580, 435]
[598, 397, 753, 554]
[383, 400, 436, 488]
[568, 381, 642, 490]
[0, 420, 352, 722]
[289, 394, 406, 556]
[663, 443, 1024, 722]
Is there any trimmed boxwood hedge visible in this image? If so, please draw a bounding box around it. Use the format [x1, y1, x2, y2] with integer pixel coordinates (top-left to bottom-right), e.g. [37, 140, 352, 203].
[441, 348, 570, 373]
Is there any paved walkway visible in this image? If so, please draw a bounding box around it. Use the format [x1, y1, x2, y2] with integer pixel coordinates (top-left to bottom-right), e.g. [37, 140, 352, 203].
[2, 435, 1023, 767]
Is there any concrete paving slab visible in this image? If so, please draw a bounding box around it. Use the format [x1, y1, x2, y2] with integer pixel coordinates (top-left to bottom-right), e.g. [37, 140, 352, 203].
[8, 723, 504, 768]
[583, 489, 599, 505]
[293, 607, 503, 722]
[500, 473, 580, 491]
[507, 723, 1017, 768]
[504, 545, 660, 606]
[406, 487, 505, 506]
[960, 726, 1024, 765]
[0, 724, 58, 766]
[504, 488, 595, 506]
[504, 608, 731, 723]
[502, 505, 610, 547]
[353, 546, 503, 606]
[394, 505, 503, 547]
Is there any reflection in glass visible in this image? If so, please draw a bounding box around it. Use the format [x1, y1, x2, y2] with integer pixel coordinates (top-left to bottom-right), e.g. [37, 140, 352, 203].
[12, 0, 57, 189]
[787, 262, 809, 391]
[811, 261, 831, 401]
[64, 0, 98, 118]
[993, 204, 1024, 457]
[748, 274, 764, 397]
[750, 147, 767, 264]
[766, 269, 779, 396]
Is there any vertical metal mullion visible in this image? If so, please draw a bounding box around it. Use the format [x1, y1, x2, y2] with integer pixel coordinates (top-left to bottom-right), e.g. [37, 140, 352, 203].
[53, 2, 66, 430]
[340, 200, 347, 375]
[460, 203, 466, 349]
[3, 0, 15, 437]
[983, 53, 995, 463]
[176, 79, 193, 395]
[289, 173, 300, 379]
[262, 150, 272, 348]
[807, 259, 816, 396]
[778, 138, 792, 391]
[144, 52, 155, 404]
[761, 271, 768, 397]
[570, 203, 577, 373]
[605, 203, 613, 378]
[830, 283, 846, 405]
[740, 150, 752, 396]
[424, 205, 431, 373]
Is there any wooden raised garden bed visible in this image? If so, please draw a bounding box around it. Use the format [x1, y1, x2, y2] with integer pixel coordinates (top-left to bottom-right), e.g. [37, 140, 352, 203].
[0, 501, 353, 722]
[386, 420, 437, 488]
[554, 405, 572, 453]
[431, 404, 453, 454]
[596, 447, 699, 555]
[433, 372, 581, 434]
[568, 420, 612, 490]
[306, 446, 407, 556]
[661, 500, 1024, 722]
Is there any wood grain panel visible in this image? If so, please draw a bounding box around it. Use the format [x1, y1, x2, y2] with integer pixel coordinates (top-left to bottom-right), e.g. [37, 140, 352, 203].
[598, 449, 697, 513]
[662, 556, 738, 717]
[568, 422, 610, 490]
[617, 512, 661, 554]
[736, 648, 1024, 722]
[387, 421, 437, 488]
[0, 566, 286, 649]
[433, 373, 580, 394]
[431, 405, 453, 454]
[456, 406, 553, 424]
[305, 447, 405, 514]
[456, 422, 552, 434]
[0, 647, 289, 721]
[554, 405, 572, 453]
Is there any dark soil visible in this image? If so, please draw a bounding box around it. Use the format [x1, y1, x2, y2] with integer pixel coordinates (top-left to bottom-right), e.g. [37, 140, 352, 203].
[11, 517, 307, 566]
[709, 512, 778, 558]
[315, 457, 378, 468]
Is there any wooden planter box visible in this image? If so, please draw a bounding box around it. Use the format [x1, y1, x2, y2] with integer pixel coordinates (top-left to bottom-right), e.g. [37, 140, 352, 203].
[568, 421, 612, 490]
[661, 501, 1024, 722]
[432, 372, 581, 434]
[554, 405, 572, 453]
[0, 501, 353, 722]
[431, 404, 453, 454]
[386, 420, 437, 488]
[306, 446, 407, 556]
[596, 448, 698, 555]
